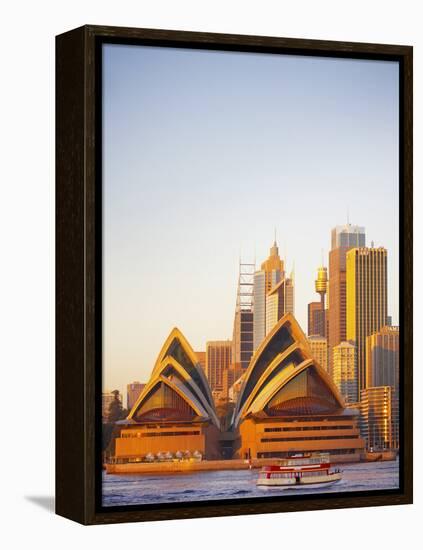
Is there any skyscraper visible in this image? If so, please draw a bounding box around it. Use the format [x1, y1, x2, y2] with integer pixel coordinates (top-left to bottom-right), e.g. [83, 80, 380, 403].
[366, 325, 399, 391]
[328, 224, 365, 375]
[332, 225, 366, 249]
[307, 335, 328, 372]
[265, 275, 294, 335]
[253, 240, 285, 350]
[308, 301, 322, 336]
[332, 341, 358, 403]
[346, 247, 388, 394]
[232, 261, 254, 372]
[206, 340, 232, 394]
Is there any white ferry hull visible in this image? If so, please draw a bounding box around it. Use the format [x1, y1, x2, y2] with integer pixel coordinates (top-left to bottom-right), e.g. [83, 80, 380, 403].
[257, 472, 342, 487]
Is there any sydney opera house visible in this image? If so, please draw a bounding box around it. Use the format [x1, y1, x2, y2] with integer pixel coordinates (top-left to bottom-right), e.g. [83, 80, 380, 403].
[233, 313, 364, 461]
[112, 314, 365, 463]
[114, 328, 221, 461]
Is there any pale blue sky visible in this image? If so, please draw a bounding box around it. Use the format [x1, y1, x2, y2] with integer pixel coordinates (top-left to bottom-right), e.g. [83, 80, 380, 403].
[102, 44, 399, 396]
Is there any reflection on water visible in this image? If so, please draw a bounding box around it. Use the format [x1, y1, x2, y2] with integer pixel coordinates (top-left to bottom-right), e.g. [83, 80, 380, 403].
[102, 458, 400, 507]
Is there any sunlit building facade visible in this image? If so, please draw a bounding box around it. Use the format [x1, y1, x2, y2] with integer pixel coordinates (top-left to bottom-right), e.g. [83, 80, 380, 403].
[307, 335, 328, 372]
[332, 341, 358, 403]
[308, 301, 323, 336]
[206, 340, 232, 394]
[114, 328, 220, 461]
[360, 386, 399, 450]
[265, 276, 294, 336]
[253, 240, 284, 350]
[366, 326, 399, 391]
[234, 313, 365, 462]
[346, 247, 388, 393]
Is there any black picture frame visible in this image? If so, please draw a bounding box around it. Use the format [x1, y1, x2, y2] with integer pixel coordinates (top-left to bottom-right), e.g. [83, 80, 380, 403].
[56, 24, 413, 525]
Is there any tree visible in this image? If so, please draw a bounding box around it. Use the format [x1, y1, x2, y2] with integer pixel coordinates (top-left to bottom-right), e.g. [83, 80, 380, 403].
[107, 390, 127, 423]
[102, 390, 129, 456]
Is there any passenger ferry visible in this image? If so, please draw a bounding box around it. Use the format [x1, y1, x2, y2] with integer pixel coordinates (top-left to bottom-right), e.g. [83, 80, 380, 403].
[256, 452, 342, 487]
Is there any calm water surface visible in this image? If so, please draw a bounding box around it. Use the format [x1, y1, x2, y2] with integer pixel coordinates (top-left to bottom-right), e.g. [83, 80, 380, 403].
[102, 458, 399, 507]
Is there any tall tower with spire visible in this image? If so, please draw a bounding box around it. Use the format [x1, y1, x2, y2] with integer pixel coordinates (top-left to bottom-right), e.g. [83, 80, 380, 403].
[315, 266, 328, 309]
[253, 238, 293, 350]
[308, 265, 328, 337]
[262, 239, 284, 283]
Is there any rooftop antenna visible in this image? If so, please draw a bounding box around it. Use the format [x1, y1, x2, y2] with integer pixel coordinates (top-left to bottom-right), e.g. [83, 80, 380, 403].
[274, 226, 277, 245]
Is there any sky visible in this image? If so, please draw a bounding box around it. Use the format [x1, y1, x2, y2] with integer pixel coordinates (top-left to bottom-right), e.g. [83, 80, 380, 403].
[102, 44, 399, 399]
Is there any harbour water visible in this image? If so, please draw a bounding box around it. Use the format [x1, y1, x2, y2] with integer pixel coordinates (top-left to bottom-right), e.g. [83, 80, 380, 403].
[102, 458, 399, 507]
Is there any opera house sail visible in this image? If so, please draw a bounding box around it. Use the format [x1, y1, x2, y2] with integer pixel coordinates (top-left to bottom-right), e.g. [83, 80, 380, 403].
[113, 328, 221, 461]
[233, 313, 365, 462]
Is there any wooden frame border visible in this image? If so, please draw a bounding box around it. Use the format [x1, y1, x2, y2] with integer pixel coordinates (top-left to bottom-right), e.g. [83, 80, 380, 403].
[56, 25, 413, 525]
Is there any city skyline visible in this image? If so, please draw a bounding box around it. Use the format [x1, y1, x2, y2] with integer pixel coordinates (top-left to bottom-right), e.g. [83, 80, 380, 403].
[103, 44, 399, 395]
[104, 227, 398, 397]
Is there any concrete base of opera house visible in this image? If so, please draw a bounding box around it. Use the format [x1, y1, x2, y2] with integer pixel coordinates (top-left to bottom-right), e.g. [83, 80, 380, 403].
[104, 453, 378, 475]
